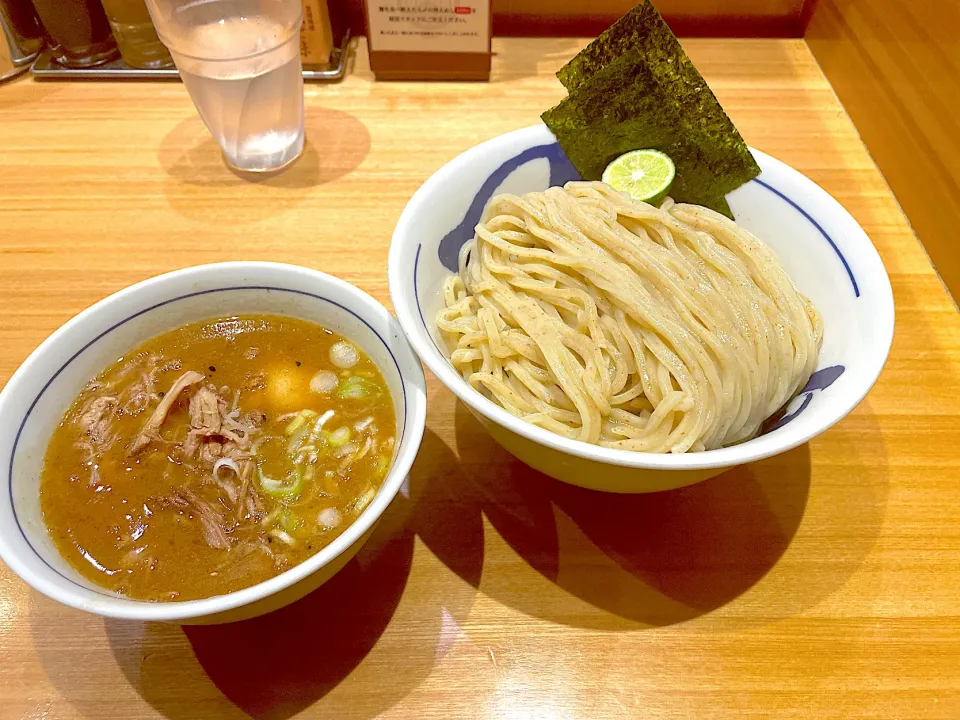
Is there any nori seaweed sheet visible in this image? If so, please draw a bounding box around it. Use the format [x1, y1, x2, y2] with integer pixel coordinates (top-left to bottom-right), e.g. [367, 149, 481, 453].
[542, 1, 760, 217]
[557, 0, 662, 92]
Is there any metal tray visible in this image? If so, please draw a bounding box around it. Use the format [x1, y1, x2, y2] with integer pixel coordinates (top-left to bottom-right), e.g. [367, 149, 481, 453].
[32, 30, 352, 81]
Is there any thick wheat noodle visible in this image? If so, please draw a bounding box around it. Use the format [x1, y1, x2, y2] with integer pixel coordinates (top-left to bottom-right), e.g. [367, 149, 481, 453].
[437, 182, 823, 453]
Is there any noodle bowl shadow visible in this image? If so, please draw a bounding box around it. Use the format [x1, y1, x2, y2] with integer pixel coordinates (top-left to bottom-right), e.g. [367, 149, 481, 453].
[389, 124, 895, 493]
[443, 401, 812, 627]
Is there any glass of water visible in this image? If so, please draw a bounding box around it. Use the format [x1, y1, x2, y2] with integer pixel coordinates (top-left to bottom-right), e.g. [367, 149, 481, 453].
[145, 0, 305, 172]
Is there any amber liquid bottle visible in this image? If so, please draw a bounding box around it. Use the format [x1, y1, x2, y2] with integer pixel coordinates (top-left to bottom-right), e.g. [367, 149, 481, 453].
[100, 0, 172, 69]
[0, 0, 44, 79]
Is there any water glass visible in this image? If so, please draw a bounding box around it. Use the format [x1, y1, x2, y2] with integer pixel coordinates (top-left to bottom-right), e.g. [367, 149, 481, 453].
[145, 0, 305, 173]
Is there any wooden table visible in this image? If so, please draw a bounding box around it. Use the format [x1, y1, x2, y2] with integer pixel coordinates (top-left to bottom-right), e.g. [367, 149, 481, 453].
[2, 37, 959, 720]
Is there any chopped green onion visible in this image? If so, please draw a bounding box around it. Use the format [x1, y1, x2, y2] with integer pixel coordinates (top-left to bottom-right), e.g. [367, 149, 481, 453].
[310, 371, 338, 394]
[328, 426, 351, 446]
[279, 510, 301, 534]
[269, 528, 297, 545]
[337, 376, 380, 400]
[284, 412, 308, 436]
[312, 409, 335, 435]
[287, 426, 310, 454]
[259, 467, 304, 499]
[330, 341, 360, 369]
[355, 486, 376, 513]
[284, 409, 320, 436]
[314, 430, 329, 451]
[374, 456, 390, 476]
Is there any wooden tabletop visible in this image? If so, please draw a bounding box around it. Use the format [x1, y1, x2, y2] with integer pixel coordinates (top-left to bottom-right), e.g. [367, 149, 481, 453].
[2, 37, 959, 720]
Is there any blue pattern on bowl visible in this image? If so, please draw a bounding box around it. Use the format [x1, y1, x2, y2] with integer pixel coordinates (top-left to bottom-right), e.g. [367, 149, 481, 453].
[435, 142, 860, 298]
[437, 143, 579, 272]
[769, 365, 846, 431]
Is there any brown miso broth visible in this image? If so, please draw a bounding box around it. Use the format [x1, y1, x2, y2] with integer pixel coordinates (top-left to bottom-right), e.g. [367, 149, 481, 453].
[40, 315, 396, 601]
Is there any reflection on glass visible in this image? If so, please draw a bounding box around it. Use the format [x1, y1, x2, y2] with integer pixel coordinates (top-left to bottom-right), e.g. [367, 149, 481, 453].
[29, 0, 118, 67]
[100, 0, 172, 69]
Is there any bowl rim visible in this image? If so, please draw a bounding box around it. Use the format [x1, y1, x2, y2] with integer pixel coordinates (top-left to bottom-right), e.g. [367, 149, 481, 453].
[0, 261, 427, 621]
[389, 124, 895, 471]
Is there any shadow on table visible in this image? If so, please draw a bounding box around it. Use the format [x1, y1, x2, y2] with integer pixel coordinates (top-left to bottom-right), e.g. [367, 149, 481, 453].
[418, 402, 816, 628]
[157, 105, 371, 223]
[185, 540, 413, 719]
[28, 408, 887, 717]
[91, 433, 477, 720]
[101, 523, 415, 720]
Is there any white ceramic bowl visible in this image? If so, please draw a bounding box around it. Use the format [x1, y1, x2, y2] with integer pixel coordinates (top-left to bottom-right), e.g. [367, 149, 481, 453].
[0, 262, 427, 623]
[389, 124, 894, 493]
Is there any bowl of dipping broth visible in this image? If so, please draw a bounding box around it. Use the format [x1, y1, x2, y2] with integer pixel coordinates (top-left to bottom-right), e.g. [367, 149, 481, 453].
[0, 262, 426, 623]
[389, 124, 894, 493]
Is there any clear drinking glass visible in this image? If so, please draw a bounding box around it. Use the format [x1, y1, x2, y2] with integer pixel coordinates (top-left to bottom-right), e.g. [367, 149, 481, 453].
[145, 0, 305, 172]
[100, 0, 173, 69]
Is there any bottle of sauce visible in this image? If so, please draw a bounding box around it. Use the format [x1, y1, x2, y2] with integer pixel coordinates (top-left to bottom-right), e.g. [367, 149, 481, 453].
[100, 0, 172, 69]
[29, 0, 118, 67]
[300, 0, 333, 68]
[0, 0, 44, 80]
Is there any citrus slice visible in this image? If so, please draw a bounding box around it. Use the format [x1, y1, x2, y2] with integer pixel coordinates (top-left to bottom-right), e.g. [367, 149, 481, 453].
[601, 149, 676, 205]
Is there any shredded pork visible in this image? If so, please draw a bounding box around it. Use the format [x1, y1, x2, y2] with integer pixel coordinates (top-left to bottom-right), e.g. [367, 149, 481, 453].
[79, 396, 119, 445]
[169, 488, 231, 550]
[183, 385, 223, 456]
[82, 362, 288, 555]
[127, 370, 205, 457]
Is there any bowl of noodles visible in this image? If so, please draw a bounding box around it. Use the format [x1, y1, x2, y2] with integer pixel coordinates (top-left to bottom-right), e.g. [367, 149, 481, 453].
[388, 125, 894, 493]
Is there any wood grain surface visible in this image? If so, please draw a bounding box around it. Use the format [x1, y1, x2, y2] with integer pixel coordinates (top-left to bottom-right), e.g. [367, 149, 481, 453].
[1, 37, 960, 720]
[806, 0, 960, 300]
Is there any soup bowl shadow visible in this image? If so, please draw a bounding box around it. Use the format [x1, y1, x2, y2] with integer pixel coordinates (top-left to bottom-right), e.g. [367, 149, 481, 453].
[92, 433, 481, 720]
[108, 518, 415, 720]
[25, 534, 415, 720]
